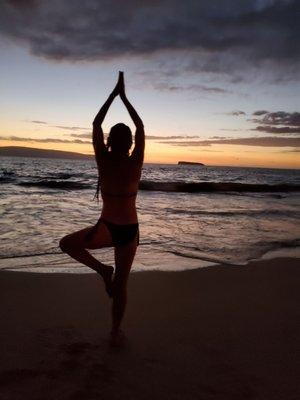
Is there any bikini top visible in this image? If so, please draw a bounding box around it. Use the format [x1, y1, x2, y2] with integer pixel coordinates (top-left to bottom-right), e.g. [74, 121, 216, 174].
[101, 190, 137, 198]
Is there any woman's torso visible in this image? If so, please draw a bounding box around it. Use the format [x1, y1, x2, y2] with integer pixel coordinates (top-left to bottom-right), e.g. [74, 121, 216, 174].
[98, 153, 142, 224]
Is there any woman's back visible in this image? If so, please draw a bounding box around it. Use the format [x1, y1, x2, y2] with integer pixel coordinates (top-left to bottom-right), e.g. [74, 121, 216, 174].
[99, 153, 142, 224]
[99, 153, 142, 196]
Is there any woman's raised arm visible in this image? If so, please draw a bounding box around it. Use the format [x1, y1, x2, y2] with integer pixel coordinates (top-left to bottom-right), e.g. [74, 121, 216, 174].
[92, 80, 120, 161]
[119, 73, 145, 160]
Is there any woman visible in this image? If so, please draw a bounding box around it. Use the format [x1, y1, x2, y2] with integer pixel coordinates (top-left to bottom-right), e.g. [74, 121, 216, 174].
[59, 72, 145, 343]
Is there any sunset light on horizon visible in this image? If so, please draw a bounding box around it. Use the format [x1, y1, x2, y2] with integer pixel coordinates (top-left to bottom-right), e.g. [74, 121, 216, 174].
[0, 1, 299, 168]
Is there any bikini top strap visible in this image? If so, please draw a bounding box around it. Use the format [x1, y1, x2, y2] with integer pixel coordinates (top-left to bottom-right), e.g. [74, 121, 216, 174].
[101, 190, 137, 198]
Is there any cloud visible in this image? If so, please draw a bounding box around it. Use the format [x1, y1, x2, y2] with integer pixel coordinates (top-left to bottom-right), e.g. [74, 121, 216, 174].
[227, 110, 246, 116]
[219, 110, 300, 136]
[251, 111, 300, 126]
[2, 134, 299, 149]
[159, 136, 300, 147]
[146, 135, 200, 140]
[0, 0, 299, 80]
[209, 136, 232, 139]
[196, 149, 223, 152]
[253, 126, 300, 134]
[53, 125, 90, 131]
[249, 111, 300, 135]
[68, 133, 201, 140]
[27, 120, 90, 131]
[252, 110, 269, 116]
[68, 133, 92, 139]
[280, 148, 300, 153]
[2, 133, 202, 144]
[219, 128, 240, 132]
[30, 120, 47, 124]
[154, 82, 232, 94]
[0, 135, 91, 144]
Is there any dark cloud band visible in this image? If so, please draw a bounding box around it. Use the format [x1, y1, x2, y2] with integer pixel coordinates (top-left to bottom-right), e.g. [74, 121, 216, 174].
[253, 126, 300, 134]
[250, 111, 300, 135]
[0, 0, 299, 80]
[160, 136, 300, 147]
[0, 135, 91, 144]
[251, 111, 300, 126]
[29, 120, 90, 131]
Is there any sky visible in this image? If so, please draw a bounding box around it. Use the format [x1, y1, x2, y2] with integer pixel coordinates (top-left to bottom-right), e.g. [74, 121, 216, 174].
[0, 0, 299, 168]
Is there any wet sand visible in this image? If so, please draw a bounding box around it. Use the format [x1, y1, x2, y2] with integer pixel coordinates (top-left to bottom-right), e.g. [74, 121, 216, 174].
[0, 257, 299, 400]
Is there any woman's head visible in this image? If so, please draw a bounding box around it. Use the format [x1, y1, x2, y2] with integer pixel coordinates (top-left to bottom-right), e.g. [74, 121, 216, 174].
[107, 123, 132, 155]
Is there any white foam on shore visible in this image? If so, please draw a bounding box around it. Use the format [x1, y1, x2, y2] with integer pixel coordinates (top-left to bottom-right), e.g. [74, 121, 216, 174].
[0, 246, 216, 273]
[1, 244, 299, 274]
[260, 246, 300, 260]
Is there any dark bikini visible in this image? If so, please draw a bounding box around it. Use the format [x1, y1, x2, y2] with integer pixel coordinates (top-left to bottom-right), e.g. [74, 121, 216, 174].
[86, 191, 139, 247]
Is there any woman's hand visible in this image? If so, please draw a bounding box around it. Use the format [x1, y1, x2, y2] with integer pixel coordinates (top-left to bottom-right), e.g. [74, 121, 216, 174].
[111, 81, 120, 98]
[111, 71, 125, 98]
[118, 71, 125, 98]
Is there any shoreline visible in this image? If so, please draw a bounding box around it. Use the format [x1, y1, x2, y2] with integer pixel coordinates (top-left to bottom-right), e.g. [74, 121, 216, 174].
[1, 244, 299, 274]
[1, 257, 299, 399]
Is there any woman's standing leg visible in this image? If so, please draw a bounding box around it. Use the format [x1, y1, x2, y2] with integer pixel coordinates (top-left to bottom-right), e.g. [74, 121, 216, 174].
[111, 238, 137, 341]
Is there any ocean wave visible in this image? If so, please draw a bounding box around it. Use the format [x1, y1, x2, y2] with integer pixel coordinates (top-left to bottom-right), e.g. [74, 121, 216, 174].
[39, 173, 72, 180]
[167, 250, 231, 264]
[139, 180, 300, 193]
[0, 169, 16, 182]
[0, 250, 61, 260]
[18, 180, 92, 190]
[163, 208, 300, 218]
[0, 176, 16, 183]
[35, 172, 88, 180]
[1, 169, 15, 176]
[259, 238, 300, 249]
[168, 238, 300, 265]
[1, 175, 300, 193]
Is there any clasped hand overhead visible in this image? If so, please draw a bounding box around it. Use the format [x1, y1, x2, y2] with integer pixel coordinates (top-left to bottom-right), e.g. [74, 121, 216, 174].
[111, 71, 126, 99]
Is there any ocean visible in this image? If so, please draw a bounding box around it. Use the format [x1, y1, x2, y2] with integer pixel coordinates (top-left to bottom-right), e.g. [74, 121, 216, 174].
[0, 156, 299, 273]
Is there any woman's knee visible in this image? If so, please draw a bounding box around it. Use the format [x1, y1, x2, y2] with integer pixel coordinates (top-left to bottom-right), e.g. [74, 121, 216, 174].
[59, 235, 72, 252]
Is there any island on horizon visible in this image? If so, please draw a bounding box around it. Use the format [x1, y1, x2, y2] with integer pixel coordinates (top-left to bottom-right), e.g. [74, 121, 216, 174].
[178, 161, 205, 166]
[0, 146, 94, 160]
[0, 147, 208, 166]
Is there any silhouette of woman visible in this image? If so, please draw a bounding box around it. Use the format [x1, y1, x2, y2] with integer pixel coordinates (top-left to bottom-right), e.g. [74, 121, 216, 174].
[59, 72, 145, 343]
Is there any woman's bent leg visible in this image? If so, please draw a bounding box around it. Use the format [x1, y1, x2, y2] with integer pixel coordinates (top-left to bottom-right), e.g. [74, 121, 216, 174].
[59, 224, 114, 295]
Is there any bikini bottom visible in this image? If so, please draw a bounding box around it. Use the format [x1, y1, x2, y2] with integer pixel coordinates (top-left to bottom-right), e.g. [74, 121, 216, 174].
[86, 217, 139, 247]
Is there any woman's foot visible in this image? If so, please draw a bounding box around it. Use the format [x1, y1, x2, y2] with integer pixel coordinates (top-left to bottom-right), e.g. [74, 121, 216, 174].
[95, 263, 114, 298]
[109, 329, 126, 347]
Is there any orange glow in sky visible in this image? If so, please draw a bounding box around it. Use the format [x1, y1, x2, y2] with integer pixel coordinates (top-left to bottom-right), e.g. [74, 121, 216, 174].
[0, 2, 299, 170]
[1, 137, 299, 169]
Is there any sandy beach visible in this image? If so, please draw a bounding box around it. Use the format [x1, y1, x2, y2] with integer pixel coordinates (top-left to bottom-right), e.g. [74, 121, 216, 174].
[0, 257, 299, 400]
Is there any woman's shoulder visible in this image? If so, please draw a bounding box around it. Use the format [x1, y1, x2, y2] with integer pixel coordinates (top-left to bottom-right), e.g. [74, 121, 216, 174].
[129, 151, 144, 165]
